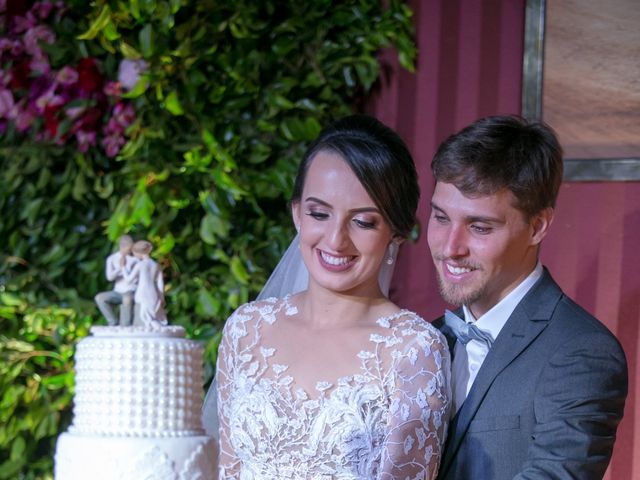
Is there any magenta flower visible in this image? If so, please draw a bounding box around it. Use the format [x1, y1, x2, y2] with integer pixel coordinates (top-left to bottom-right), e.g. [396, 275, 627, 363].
[103, 81, 122, 97]
[57, 65, 78, 86]
[35, 84, 64, 114]
[32, 1, 55, 20]
[102, 133, 126, 157]
[113, 102, 135, 126]
[23, 24, 55, 54]
[0, 89, 15, 119]
[1, 0, 135, 157]
[75, 129, 97, 153]
[29, 53, 51, 75]
[15, 106, 35, 132]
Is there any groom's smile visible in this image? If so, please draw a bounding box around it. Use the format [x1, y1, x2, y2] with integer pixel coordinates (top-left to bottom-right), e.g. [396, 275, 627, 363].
[427, 181, 542, 318]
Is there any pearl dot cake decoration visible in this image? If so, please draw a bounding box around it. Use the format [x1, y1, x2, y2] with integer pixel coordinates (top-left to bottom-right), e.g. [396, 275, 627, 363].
[54, 325, 217, 479]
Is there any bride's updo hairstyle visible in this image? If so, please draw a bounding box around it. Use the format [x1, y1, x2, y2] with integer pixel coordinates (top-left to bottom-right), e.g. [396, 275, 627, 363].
[291, 114, 419, 239]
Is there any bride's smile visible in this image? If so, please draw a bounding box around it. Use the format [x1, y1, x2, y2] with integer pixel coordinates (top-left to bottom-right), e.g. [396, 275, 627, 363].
[292, 151, 394, 297]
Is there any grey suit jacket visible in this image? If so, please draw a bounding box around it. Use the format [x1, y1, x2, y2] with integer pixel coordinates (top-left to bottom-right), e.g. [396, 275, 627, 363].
[434, 268, 628, 480]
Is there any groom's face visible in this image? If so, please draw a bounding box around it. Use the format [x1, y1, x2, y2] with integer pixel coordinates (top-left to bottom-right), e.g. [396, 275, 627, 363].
[427, 182, 546, 318]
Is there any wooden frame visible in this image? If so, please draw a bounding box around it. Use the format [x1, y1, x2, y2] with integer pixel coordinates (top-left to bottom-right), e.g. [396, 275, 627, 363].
[521, 0, 640, 181]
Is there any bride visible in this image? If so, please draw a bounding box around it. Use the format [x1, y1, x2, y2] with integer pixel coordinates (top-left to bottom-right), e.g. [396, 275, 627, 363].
[211, 115, 451, 479]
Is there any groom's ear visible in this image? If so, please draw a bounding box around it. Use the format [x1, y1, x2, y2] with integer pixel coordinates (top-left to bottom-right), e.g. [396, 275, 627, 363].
[530, 207, 554, 246]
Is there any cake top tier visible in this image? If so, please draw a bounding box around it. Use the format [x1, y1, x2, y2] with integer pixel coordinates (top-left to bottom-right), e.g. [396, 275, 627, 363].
[90, 325, 186, 338]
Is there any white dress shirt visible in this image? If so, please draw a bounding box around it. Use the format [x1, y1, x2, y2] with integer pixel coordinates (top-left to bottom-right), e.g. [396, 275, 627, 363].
[452, 262, 544, 414]
[105, 252, 138, 293]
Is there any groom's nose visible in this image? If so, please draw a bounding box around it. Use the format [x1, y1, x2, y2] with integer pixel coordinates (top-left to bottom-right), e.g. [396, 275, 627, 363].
[442, 224, 470, 258]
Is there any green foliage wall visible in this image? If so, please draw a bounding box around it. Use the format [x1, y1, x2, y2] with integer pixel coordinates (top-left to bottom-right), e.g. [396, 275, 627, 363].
[0, 1, 416, 477]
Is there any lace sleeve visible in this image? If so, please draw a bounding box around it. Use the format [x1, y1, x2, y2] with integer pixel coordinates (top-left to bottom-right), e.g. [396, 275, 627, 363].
[215, 307, 247, 480]
[379, 321, 451, 480]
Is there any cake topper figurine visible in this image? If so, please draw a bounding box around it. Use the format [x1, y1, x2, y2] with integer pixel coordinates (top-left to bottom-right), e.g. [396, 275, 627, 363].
[94, 235, 138, 326]
[125, 240, 168, 327]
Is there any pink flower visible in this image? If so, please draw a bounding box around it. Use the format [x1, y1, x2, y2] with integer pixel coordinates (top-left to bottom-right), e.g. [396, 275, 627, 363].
[29, 53, 51, 75]
[102, 133, 126, 157]
[32, 1, 55, 20]
[9, 39, 25, 57]
[105, 116, 123, 135]
[65, 105, 85, 120]
[23, 25, 55, 54]
[15, 106, 35, 132]
[117, 59, 147, 90]
[75, 129, 96, 152]
[0, 38, 14, 53]
[103, 81, 122, 97]
[113, 102, 135, 126]
[35, 84, 64, 114]
[57, 66, 78, 86]
[0, 89, 15, 118]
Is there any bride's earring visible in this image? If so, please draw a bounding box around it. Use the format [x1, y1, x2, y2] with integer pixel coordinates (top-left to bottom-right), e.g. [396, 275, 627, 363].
[386, 242, 397, 265]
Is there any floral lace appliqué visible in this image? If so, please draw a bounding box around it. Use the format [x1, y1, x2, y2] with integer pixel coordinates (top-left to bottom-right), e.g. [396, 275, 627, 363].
[217, 297, 451, 480]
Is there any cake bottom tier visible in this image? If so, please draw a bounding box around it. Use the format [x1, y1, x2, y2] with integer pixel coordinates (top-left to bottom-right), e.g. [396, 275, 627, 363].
[54, 433, 218, 480]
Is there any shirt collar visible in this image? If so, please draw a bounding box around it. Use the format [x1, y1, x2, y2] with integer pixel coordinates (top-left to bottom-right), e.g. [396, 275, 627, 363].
[463, 261, 543, 340]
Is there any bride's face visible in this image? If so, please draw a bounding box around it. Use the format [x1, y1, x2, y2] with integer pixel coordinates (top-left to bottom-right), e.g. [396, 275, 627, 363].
[291, 151, 394, 296]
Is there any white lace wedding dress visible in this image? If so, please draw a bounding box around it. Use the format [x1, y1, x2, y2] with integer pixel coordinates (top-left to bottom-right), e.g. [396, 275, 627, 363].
[216, 296, 451, 479]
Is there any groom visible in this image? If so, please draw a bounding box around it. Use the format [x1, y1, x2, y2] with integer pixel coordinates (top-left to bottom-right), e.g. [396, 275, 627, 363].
[427, 115, 628, 479]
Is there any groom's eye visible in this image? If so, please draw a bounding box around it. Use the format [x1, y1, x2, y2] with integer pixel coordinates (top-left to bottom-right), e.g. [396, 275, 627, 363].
[470, 224, 492, 234]
[433, 213, 448, 223]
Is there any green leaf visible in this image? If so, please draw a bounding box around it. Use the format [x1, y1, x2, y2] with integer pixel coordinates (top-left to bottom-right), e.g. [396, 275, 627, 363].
[200, 214, 229, 244]
[0, 293, 24, 307]
[103, 20, 120, 41]
[72, 173, 88, 201]
[139, 23, 155, 57]
[77, 5, 112, 40]
[120, 42, 142, 59]
[130, 0, 141, 20]
[130, 191, 155, 226]
[0, 458, 23, 480]
[195, 288, 221, 317]
[164, 90, 184, 115]
[230, 256, 250, 284]
[10, 436, 25, 459]
[122, 76, 149, 98]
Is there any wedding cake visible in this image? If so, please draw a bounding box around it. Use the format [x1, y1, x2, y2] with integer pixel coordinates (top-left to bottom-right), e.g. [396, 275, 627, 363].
[54, 325, 217, 479]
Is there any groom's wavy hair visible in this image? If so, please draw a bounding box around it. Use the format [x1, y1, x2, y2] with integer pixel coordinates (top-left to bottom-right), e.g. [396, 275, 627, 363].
[291, 114, 420, 239]
[431, 115, 563, 219]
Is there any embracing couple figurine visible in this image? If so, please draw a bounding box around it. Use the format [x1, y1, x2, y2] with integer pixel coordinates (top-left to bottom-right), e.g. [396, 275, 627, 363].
[95, 236, 167, 328]
[204, 113, 628, 479]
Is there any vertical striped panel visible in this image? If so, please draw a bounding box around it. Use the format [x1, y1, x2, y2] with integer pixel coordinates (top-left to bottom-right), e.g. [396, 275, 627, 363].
[542, 183, 640, 479]
[367, 0, 637, 476]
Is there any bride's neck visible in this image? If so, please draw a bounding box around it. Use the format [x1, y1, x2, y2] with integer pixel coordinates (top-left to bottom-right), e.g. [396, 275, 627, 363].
[294, 285, 393, 330]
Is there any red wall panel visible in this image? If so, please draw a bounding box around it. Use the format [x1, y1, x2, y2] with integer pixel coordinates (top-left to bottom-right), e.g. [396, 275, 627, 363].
[367, 0, 638, 476]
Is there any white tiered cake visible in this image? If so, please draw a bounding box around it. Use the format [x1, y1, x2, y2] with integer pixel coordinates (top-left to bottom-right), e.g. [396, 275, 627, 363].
[54, 325, 217, 479]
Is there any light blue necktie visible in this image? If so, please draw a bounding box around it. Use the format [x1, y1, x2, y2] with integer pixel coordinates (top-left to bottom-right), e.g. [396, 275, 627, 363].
[444, 309, 494, 349]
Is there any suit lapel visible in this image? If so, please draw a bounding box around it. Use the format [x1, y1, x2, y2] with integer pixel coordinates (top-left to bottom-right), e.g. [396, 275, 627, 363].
[439, 269, 563, 477]
[433, 307, 463, 356]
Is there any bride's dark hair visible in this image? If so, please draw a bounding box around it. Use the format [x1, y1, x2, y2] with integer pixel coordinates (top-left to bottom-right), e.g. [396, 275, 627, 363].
[291, 114, 420, 239]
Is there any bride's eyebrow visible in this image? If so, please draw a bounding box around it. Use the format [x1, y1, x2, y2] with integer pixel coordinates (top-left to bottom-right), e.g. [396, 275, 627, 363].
[304, 196, 331, 207]
[305, 197, 380, 215]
